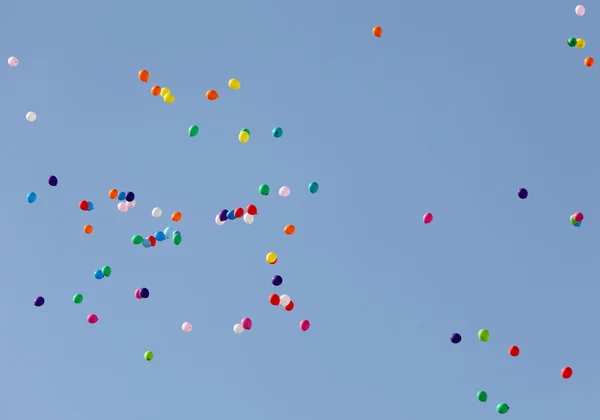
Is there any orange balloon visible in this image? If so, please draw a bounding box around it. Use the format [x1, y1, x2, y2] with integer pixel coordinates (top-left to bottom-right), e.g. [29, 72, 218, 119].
[108, 189, 118, 200]
[373, 26, 383, 38]
[138, 69, 150, 83]
[284, 224, 296, 235]
[172, 211, 183, 222]
[206, 90, 219, 101]
[151, 85, 161, 96]
[83, 224, 94, 234]
[584, 57, 595, 67]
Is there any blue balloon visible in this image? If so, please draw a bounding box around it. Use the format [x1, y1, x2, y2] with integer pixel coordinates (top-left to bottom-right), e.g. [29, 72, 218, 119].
[27, 192, 37, 203]
[272, 126, 283, 138]
[142, 239, 151, 248]
[164, 227, 174, 239]
[94, 269, 104, 280]
[173, 230, 181, 236]
[227, 210, 236, 220]
[87, 201, 94, 211]
[117, 191, 126, 201]
[155, 231, 166, 241]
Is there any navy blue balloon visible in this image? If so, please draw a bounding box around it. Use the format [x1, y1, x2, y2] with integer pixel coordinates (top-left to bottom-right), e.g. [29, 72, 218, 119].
[517, 188, 528, 199]
[227, 210, 236, 220]
[450, 333, 462, 344]
[155, 231, 166, 241]
[219, 209, 228, 221]
[34, 296, 45, 307]
[48, 175, 58, 186]
[117, 191, 126, 201]
[140, 288, 150, 298]
[125, 191, 135, 202]
[272, 275, 283, 286]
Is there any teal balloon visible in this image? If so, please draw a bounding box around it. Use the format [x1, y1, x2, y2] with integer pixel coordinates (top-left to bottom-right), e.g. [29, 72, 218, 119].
[496, 403, 509, 414]
[477, 391, 487, 402]
[308, 182, 319, 194]
[189, 125, 199, 137]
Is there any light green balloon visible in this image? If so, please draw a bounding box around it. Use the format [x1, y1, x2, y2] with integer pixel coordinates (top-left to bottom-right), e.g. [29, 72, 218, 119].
[144, 351, 154, 361]
[477, 391, 487, 402]
[173, 233, 182, 245]
[496, 403, 509, 414]
[132, 235, 143, 245]
[102, 266, 112, 277]
[478, 329, 490, 342]
[259, 184, 270, 196]
[570, 215, 577, 225]
[189, 125, 199, 137]
[73, 293, 83, 304]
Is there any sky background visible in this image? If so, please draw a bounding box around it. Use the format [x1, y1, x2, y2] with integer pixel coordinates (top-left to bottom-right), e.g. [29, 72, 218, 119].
[1, 0, 597, 419]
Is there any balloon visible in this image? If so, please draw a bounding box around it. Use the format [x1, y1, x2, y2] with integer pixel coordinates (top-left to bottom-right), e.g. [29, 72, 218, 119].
[284, 301, 294, 311]
[172, 211, 182, 222]
[118, 191, 126, 200]
[372, 26, 383, 37]
[272, 275, 283, 286]
[216, 214, 226, 225]
[259, 184, 270, 195]
[266, 252, 277, 264]
[279, 186, 291, 197]
[109, 189, 118, 199]
[94, 270, 104, 280]
[128, 199, 136, 208]
[117, 202, 128, 212]
[241, 128, 251, 135]
[270, 258, 278, 265]
[73, 293, 83, 304]
[8, 56, 18, 67]
[219, 209, 229, 221]
[148, 208, 161, 219]
[300, 320, 310, 331]
[140, 287, 150, 298]
[160, 87, 170, 97]
[269, 294, 280, 305]
[574, 212, 584, 222]
[233, 208, 244, 218]
[206, 90, 219, 100]
[509, 345, 520, 357]
[308, 182, 319, 194]
[163, 93, 175, 103]
[239, 130, 250, 143]
[26, 112, 37, 122]
[233, 323, 244, 334]
[151, 85, 161, 96]
[279, 294, 291, 307]
[189, 125, 199, 137]
[102, 266, 112, 277]
[145, 235, 156, 247]
[144, 351, 154, 361]
[243, 214, 254, 224]
[561, 366, 573, 379]
[517, 188, 528, 199]
[182, 322, 193, 332]
[87, 201, 94, 211]
[568, 37, 577, 47]
[477, 391, 487, 402]
[478, 329, 490, 342]
[164, 227, 174, 238]
[272, 127, 283, 138]
[229, 78, 241, 90]
[132, 235, 143, 245]
[34, 296, 45, 307]
[227, 210, 236, 220]
[496, 403, 509, 415]
[284, 224, 296, 235]
[173, 233, 182, 245]
[138, 69, 150, 83]
[27, 192, 37, 203]
[585, 57, 595, 67]
[576, 38, 585, 48]
[246, 204, 257, 215]
[575, 5, 586, 16]
[125, 192, 135, 202]
[142, 239, 151, 248]
[450, 333, 461, 344]
[79, 200, 89, 211]
[83, 224, 93, 234]
[87, 314, 99, 324]
[155, 231, 166, 241]
[241, 317, 252, 330]
[48, 175, 58, 186]
[423, 212, 433, 224]
[135, 288, 142, 299]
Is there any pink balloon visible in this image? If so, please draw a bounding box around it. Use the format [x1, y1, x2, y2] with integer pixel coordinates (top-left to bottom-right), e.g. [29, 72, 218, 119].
[128, 199, 136, 208]
[7, 57, 18, 67]
[423, 212, 433, 224]
[117, 201, 128, 212]
[300, 320, 310, 331]
[241, 317, 252, 330]
[135, 288, 142, 299]
[87, 314, 99, 324]
[215, 214, 225, 226]
[279, 186, 291, 197]
[574, 212, 584, 222]
[575, 5, 586, 16]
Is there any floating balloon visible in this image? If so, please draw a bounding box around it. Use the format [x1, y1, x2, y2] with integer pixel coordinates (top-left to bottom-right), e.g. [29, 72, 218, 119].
[216, 214, 226, 225]
[164, 227, 174, 238]
[269, 294, 280, 305]
[272, 127, 283, 138]
[189, 125, 199, 137]
[206, 90, 219, 101]
[585, 57, 595, 67]
[118, 191, 126, 201]
[135, 288, 142, 299]
[117, 202, 128, 212]
[272, 275, 283, 286]
[164, 93, 175, 103]
[160, 87, 170, 97]
[266, 252, 278, 264]
[101, 266, 112, 277]
[79, 200, 89, 211]
[27, 192, 37, 203]
[259, 184, 270, 195]
[128, 199, 136, 208]
[279, 294, 291, 307]
[517, 188, 528, 199]
[285, 301, 294, 311]
[300, 320, 310, 331]
[73, 293, 83, 304]
[8, 56, 18, 67]
[239, 130, 250, 143]
[423, 212, 433, 224]
[125, 192, 135, 202]
[450, 333, 461, 344]
[83, 224, 93, 234]
[87, 314, 99, 324]
[243, 214, 254, 224]
[279, 186, 291, 197]
[308, 182, 319, 194]
[140, 288, 150, 298]
[147, 235, 156, 247]
[182, 322, 193, 333]
[372, 26, 383, 37]
[228, 78, 241, 90]
[576, 38, 585, 48]
[87, 201, 94, 211]
[234, 208, 244, 218]
[246, 204, 257, 215]
[574, 212, 584, 222]
[233, 323, 244, 334]
[150, 208, 162, 219]
[562, 366, 573, 379]
[138, 69, 150, 83]
[477, 391, 487, 402]
[241, 317, 252, 330]
[241, 128, 251, 135]
[109, 189, 118, 199]
[284, 224, 296, 235]
[496, 403, 509, 415]
[478, 329, 490, 342]
[34, 296, 45, 307]
[173, 233, 182, 245]
[142, 239, 151, 248]
[568, 37, 577, 47]
[132, 234, 143, 245]
[48, 175, 58, 186]
[171, 211, 182, 222]
[575, 5, 586, 16]
[26, 112, 37, 122]
[151, 85, 161, 96]
[155, 231, 166, 241]
[509, 345, 520, 357]
[144, 351, 154, 361]
[227, 210, 235, 220]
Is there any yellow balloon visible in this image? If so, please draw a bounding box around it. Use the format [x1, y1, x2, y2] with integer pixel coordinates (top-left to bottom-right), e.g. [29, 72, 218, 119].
[238, 131, 250, 143]
[229, 78, 241, 90]
[160, 87, 171, 97]
[576, 38, 586, 48]
[266, 252, 277, 264]
[163, 93, 175, 104]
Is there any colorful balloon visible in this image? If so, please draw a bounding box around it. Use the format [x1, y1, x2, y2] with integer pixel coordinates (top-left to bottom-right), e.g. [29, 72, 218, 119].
[94, 270, 104, 280]
[284, 224, 296, 235]
[239, 130, 250, 143]
[87, 314, 99, 324]
[172, 211, 182, 222]
[562, 366, 573, 379]
[48, 175, 58, 186]
[138, 69, 150, 83]
[160, 87, 170, 97]
[125, 192, 135, 202]
[117, 202, 129, 212]
[575, 5, 586, 16]
[109, 189, 118, 199]
[477, 391, 487, 402]
[372, 26, 383, 37]
[118, 191, 126, 201]
[284, 301, 294, 311]
[206, 90, 219, 101]
[243, 214, 254, 224]
[272, 127, 283, 138]
[228, 78, 241, 90]
[163, 93, 175, 103]
[450, 333, 461, 344]
[568, 37, 577, 47]
[132, 234, 143, 245]
[152, 207, 162, 218]
[246, 204, 257, 215]
[509, 345, 520, 357]
[269, 294, 280, 305]
[216, 214, 226, 225]
[574, 212, 584, 222]
[259, 184, 270, 195]
[576, 38, 586, 48]
[34, 296, 45, 307]
[241, 317, 252, 330]
[151, 85, 161, 96]
[517, 188, 528, 199]
[266, 252, 278, 264]
[300, 320, 310, 331]
[182, 322, 193, 332]
[233, 323, 244, 334]
[496, 403, 509, 414]
[585, 57, 595, 67]
[478, 329, 490, 342]
[272, 275, 283, 286]
[423, 212, 433, 224]
[135, 288, 142, 299]
[102, 266, 112, 277]
[27, 192, 37, 203]
[83, 224, 93, 234]
[79, 200, 89, 211]
[279, 186, 291, 197]
[144, 351, 154, 361]
[308, 182, 319, 194]
[73, 293, 83, 304]
[140, 288, 150, 298]
[189, 125, 199, 137]
[279, 294, 291, 307]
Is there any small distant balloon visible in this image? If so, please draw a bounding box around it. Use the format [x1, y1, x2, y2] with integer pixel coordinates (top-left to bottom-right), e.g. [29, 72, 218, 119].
[138, 69, 150, 83]
[163, 93, 175, 103]
[34, 296, 45, 307]
[266, 252, 278, 264]
[576, 38, 586, 48]
[259, 184, 270, 195]
[279, 186, 291, 197]
[83, 224, 93, 234]
[284, 301, 294, 311]
[26, 112, 37, 122]
[109, 189, 118, 199]
[172, 211, 182, 222]
[279, 294, 291, 307]
[144, 351, 154, 361]
[575, 5, 586, 16]
[206, 90, 219, 101]
[243, 214, 254, 225]
[239, 130, 250, 143]
[246, 204, 257, 216]
[128, 199, 136, 208]
[284, 224, 296, 235]
[48, 175, 58, 186]
[216, 214, 226, 226]
[308, 182, 319, 194]
[132, 235, 143, 245]
[568, 37, 577, 47]
[160, 87, 170, 97]
[509, 345, 520, 357]
[272, 275, 283, 286]
[140, 287, 150, 298]
[478, 329, 490, 342]
[125, 191, 135, 202]
[151, 85, 161, 96]
[584, 57, 595, 68]
[269, 294, 280, 306]
[102, 266, 112, 277]
[228, 78, 241, 90]
[373, 26, 383, 37]
[8, 56, 18, 67]
[117, 202, 128, 212]
[561, 366, 573, 379]
[87, 314, 99, 324]
[272, 127, 283, 138]
[241, 317, 252, 330]
[73, 293, 83, 304]
[27, 192, 37, 203]
[450, 333, 462, 344]
[423, 212, 433, 224]
[152, 207, 162, 218]
[233, 323, 244, 334]
[517, 188, 528, 199]
[300, 320, 310, 331]
[94, 270, 104, 280]
[574, 212, 584, 223]
[189, 125, 199, 137]
[477, 391, 487, 402]
[135, 288, 142, 299]
[496, 403, 509, 415]
[182, 322, 193, 333]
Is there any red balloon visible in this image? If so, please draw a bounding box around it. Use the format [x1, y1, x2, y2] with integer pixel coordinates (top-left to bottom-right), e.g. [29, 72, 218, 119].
[246, 204, 257, 216]
[79, 200, 89, 211]
[509, 345, 520, 357]
[234, 207, 244, 218]
[147, 235, 157, 247]
[284, 301, 294, 311]
[561, 366, 573, 379]
[269, 294, 280, 306]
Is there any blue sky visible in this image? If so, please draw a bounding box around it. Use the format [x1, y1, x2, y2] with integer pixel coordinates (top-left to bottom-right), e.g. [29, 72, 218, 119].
[1, 0, 598, 419]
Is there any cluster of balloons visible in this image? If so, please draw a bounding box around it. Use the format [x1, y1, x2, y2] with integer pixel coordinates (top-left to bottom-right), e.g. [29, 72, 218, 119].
[239, 128, 250, 143]
[78, 200, 95, 211]
[570, 212, 584, 227]
[269, 293, 295, 311]
[567, 37, 585, 48]
[216, 204, 257, 226]
[477, 393, 510, 415]
[139, 69, 176, 103]
[259, 182, 319, 196]
[94, 266, 112, 280]
[234, 317, 252, 334]
[134, 288, 150, 299]
[108, 189, 137, 213]
[26, 175, 61, 204]
[132, 226, 182, 247]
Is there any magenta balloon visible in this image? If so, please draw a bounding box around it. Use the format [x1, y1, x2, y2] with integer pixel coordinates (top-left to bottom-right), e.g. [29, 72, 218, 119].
[423, 212, 433, 224]
[87, 314, 99, 324]
[574, 212, 584, 222]
[300, 320, 311, 331]
[135, 288, 142, 299]
[241, 317, 252, 330]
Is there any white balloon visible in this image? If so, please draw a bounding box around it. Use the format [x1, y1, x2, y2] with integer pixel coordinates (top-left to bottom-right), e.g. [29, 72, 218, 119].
[233, 323, 244, 334]
[576, 5, 586, 16]
[215, 214, 226, 226]
[7, 57, 18, 67]
[151, 207, 162, 218]
[26, 112, 37, 122]
[279, 294, 291, 307]
[279, 186, 291, 197]
[128, 199, 136, 208]
[181, 322, 193, 333]
[243, 214, 254, 224]
[117, 201, 129, 212]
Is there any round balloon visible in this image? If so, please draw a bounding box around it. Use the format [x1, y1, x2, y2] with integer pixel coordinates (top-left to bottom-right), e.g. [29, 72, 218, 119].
[243, 214, 254, 224]
[279, 294, 291, 307]
[241, 317, 252, 330]
[562, 366, 573, 379]
[279, 186, 291, 197]
[87, 314, 99, 324]
[272, 127, 283, 138]
[450, 333, 461, 344]
[509, 345, 520, 357]
[496, 403, 509, 415]
[300, 320, 310, 331]
[189, 125, 199, 137]
[477, 391, 487, 402]
[423, 212, 433, 224]
[34, 296, 45, 307]
[26, 112, 37, 122]
[152, 207, 162, 218]
[182, 322, 193, 333]
[308, 182, 319, 194]
[8, 56, 18, 67]
[144, 351, 154, 361]
[233, 323, 244, 334]
[229, 78, 241, 90]
[216, 214, 226, 226]
[73, 293, 83, 304]
[48, 175, 58, 186]
[27, 192, 37, 203]
[272, 275, 283, 286]
[373, 26, 383, 37]
[117, 202, 128, 212]
[478, 329, 490, 342]
[266, 252, 277, 264]
[576, 5, 586, 16]
[517, 188, 528, 199]
[259, 184, 270, 195]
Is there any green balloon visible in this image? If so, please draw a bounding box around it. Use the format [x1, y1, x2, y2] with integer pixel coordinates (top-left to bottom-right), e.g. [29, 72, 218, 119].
[73, 293, 83, 304]
[496, 403, 509, 414]
[132, 234, 143, 245]
[144, 351, 154, 361]
[102, 266, 112, 277]
[478, 329, 490, 342]
[477, 391, 487, 402]
[308, 181, 319, 194]
[173, 233, 182, 245]
[570, 215, 577, 225]
[259, 184, 270, 195]
[241, 128, 250, 135]
[189, 125, 199, 137]
[568, 37, 577, 47]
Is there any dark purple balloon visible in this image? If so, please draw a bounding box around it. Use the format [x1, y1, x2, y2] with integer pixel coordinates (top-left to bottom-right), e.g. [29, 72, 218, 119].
[140, 288, 150, 298]
[48, 176, 58, 186]
[34, 296, 45, 307]
[219, 209, 228, 222]
[450, 333, 461, 344]
[272, 275, 283, 286]
[125, 191, 135, 202]
[517, 188, 528, 199]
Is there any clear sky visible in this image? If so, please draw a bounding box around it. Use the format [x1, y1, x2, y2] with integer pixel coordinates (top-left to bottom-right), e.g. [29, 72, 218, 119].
[1, 0, 597, 419]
